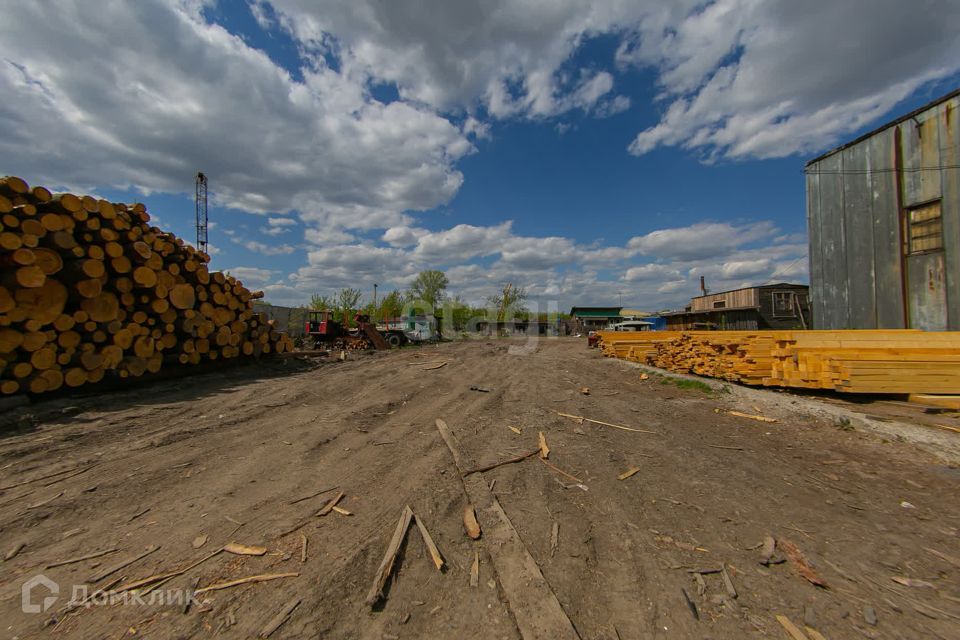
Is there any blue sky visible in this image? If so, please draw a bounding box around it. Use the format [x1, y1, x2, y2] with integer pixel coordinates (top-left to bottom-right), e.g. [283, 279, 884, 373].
[2, 1, 959, 311]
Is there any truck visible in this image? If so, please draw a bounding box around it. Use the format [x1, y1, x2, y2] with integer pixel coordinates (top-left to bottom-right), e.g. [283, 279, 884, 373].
[304, 311, 437, 350]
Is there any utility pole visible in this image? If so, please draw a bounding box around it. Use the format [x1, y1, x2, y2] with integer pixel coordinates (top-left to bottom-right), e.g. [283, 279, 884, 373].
[373, 283, 378, 320]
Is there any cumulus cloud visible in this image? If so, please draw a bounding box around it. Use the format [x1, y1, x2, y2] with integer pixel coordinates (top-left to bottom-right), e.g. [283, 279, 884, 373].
[382, 226, 428, 247]
[264, 0, 644, 117]
[243, 240, 297, 255]
[627, 221, 777, 261]
[0, 0, 470, 225]
[225, 266, 279, 287]
[413, 222, 513, 262]
[624, 0, 960, 159]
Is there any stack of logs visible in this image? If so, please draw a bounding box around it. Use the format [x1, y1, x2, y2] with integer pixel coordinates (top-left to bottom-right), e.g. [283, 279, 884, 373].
[0, 176, 293, 395]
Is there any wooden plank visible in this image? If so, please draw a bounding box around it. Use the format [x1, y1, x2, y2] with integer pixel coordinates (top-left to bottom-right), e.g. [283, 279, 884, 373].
[435, 417, 580, 640]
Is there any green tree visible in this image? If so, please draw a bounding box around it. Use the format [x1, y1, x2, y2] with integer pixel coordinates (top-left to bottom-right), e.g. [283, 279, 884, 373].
[335, 287, 363, 322]
[488, 283, 527, 322]
[309, 293, 332, 311]
[407, 270, 448, 310]
[379, 290, 406, 320]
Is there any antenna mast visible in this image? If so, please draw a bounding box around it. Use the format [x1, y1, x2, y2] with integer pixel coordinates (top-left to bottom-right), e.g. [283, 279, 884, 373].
[195, 171, 208, 254]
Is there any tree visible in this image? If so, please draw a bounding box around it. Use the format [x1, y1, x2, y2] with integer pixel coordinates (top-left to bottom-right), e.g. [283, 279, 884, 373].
[379, 290, 406, 320]
[309, 293, 332, 311]
[407, 270, 448, 310]
[335, 287, 363, 322]
[488, 283, 527, 322]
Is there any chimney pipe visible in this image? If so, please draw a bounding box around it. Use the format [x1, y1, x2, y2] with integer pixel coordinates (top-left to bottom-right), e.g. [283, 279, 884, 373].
[700, 276, 706, 295]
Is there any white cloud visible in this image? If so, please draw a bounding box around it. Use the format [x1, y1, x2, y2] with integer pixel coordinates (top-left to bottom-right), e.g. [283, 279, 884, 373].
[413, 222, 512, 262]
[627, 221, 777, 261]
[225, 266, 278, 287]
[264, 0, 655, 118]
[720, 258, 771, 278]
[382, 225, 427, 247]
[244, 240, 296, 255]
[623, 263, 682, 282]
[624, 0, 960, 159]
[0, 0, 470, 225]
[304, 227, 355, 246]
[463, 116, 491, 140]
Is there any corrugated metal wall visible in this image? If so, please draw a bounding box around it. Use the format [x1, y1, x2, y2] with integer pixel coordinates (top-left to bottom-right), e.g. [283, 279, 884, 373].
[806, 93, 959, 330]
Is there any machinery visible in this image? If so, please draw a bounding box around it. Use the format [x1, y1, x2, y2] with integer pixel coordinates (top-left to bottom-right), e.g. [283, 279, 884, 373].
[304, 310, 390, 350]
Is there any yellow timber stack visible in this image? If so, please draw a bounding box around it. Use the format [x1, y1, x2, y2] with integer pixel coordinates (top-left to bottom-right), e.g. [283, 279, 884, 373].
[596, 329, 960, 396]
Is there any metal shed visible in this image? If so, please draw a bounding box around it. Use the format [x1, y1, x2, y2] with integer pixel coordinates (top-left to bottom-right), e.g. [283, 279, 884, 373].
[805, 88, 960, 330]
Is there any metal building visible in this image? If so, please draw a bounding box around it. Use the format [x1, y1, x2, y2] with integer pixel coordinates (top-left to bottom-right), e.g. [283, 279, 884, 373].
[805, 88, 960, 330]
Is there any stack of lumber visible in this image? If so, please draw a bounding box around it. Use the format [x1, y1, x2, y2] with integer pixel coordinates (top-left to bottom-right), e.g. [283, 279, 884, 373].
[765, 330, 960, 393]
[0, 176, 293, 396]
[596, 329, 960, 395]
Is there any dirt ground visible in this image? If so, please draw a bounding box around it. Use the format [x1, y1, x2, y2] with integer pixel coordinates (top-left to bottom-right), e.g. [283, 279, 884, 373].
[1, 338, 958, 639]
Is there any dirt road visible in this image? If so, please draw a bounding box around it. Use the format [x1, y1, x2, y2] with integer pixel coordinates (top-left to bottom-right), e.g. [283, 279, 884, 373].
[1, 339, 958, 639]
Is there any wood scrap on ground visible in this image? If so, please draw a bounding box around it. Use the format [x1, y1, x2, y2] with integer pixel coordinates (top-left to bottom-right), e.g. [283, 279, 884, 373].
[727, 410, 777, 423]
[365, 505, 414, 606]
[891, 576, 935, 588]
[421, 361, 448, 370]
[680, 587, 699, 620]
[539, 457, 583, 484]
[462, 448, 539, 476]
[759, 535, 779, 566]
[331, 506, 352, 516]
[538, 431, 550, 459]
[223, 542, 267, 556]
[924, 546, 960, 568]
[299, 534, 307, 563]
[618, 466, 641, 480]
[550, 522, 559, 557]
[114, 548, 223, 593]
[804, 626, 827, 640]
[196, 572, 299, 595]
[470, 551, 479, 587]
[554, 411, 658, 434]
[463, 505, 482, 539]
[287, 485, 338, 505]
[416, 516, 445, 571]
[87, 545, 160, 583]
[259, 598, 301, 638]
[508, 426, 522, 434]
[779, 538, 828, 588]
[434, 415, 581, 639]
[4, 542, 26, 560]
[775, 614, 810, 640]
[45, 547, 118, 569]
[721, 565, 738, 599]
[315, 491, 344, 516]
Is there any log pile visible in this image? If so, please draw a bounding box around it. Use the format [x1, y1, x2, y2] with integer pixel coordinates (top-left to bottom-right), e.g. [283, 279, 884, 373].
[596, 329, 960, 395]
[0, 176, 293, 395]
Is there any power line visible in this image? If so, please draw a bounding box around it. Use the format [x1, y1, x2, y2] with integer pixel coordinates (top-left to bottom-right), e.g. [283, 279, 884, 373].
[761, 253, 808, 285]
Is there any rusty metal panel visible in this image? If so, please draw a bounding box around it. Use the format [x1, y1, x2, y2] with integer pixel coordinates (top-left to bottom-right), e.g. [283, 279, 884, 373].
[806, 167, 824, 328]
[906, 251, 947, 330]
[817, 152, 850, 328]
[939, 98, 960, 329]
[901, 110, 942, 206]
[869, 128, 906, 328]
[842, 144, 877, 328]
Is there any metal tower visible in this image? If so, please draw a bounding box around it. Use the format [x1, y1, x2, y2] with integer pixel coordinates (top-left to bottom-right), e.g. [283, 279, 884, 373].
[195, 171, 208, 254]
